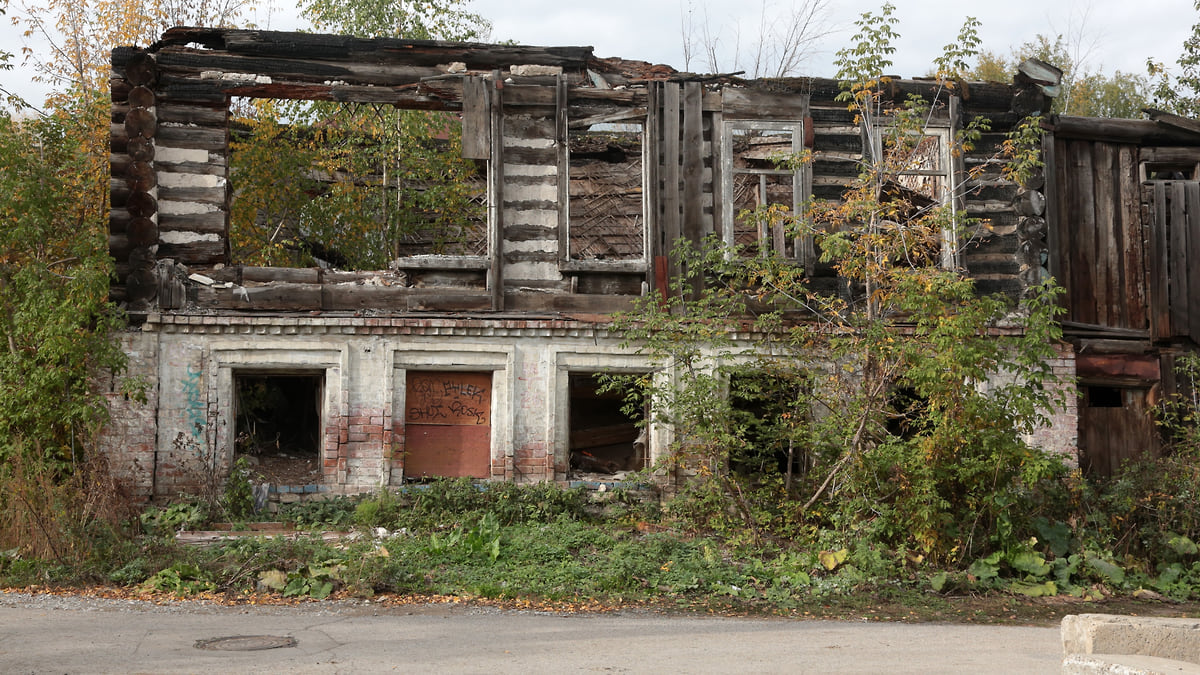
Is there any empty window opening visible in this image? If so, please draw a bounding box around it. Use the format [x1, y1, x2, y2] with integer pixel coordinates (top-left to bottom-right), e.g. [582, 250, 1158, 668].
[886, 386, 930, 439]
[234, 372, 324, 486]
[1144, 162, 1197, 181]
[1086, 385, 1125, 408]
[728, 371, 812, 480]
[229, 98, 488, 270]
[568, 373, 646, 478]
[568, 123, 646, 261]
[403, 371, 492, 479]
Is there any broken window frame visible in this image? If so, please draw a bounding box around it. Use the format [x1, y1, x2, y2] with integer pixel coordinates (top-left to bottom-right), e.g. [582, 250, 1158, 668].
[719, 119, 811, 266]
[226, 95, 494, 273]
[869, 121, 961, 269]
[559, 97, 651, 272]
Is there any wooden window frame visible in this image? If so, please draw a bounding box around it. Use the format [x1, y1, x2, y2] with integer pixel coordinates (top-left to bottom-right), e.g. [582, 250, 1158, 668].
[719, 119, 811, 266]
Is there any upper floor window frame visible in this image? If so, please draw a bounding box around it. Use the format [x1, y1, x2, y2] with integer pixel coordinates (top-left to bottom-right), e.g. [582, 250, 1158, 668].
[719, 118, 811, 265]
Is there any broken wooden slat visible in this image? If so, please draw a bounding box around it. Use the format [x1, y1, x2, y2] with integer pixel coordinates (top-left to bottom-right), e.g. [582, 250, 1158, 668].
[1169, 182, 1189, 337]
[1091, 142, 1116, 326]
[1187, 182, 1200, 344]
[1148, 183, 1171, 339]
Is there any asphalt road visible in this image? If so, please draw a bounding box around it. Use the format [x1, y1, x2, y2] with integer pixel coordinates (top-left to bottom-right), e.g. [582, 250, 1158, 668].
[0, 591, 1062, 674]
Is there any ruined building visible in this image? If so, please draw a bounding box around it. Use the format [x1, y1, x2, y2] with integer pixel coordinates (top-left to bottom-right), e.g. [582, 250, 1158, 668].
[100, 28, 1196, 501]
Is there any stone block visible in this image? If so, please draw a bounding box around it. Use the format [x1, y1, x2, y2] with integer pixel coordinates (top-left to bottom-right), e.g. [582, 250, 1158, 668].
[1063, 614, 1200, 665]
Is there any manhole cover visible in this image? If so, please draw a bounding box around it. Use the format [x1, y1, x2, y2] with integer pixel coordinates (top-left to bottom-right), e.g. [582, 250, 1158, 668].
[194, 635, 297, 651]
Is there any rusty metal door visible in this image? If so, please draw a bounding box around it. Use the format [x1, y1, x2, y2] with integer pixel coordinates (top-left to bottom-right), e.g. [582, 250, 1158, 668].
[403, 371, 492, 479]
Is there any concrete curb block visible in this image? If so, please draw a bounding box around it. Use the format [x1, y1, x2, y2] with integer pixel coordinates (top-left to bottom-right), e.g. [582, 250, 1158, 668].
[1063, 653, 1200, 674]
[1062, 614, 1200, 674]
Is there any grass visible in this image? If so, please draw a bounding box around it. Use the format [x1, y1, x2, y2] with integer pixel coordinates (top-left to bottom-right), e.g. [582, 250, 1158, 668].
[1, 478, 1198, 624]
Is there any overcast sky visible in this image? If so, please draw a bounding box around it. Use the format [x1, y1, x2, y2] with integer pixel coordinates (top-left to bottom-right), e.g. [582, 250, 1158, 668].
[2, 0, 1195, 107]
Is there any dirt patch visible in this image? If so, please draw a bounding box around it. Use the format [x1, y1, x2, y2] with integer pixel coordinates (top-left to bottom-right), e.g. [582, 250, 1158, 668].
[239, 453, 322, 486]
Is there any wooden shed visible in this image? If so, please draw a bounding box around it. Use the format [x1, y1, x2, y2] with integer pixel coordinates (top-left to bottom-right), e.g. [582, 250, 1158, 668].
[1044, 110, 1200, 476]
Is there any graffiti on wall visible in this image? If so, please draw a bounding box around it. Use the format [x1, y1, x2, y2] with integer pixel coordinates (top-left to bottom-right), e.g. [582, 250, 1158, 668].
[181, 364, 206, 438]
[405, 371, 490, 425]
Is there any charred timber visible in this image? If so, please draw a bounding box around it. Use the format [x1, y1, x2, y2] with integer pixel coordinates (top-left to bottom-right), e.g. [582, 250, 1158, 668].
[154, 28, 594, 71]
[1048, 115, 1200, 146]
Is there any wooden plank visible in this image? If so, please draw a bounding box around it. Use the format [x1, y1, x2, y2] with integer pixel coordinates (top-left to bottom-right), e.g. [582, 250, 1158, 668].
[662, 83, 681, 284]
[1169, 182, 1188, 337]
[1187, 182, 1200, 343]
[460, 76, 490, 160]
[681, 82, 703, 245]
[1149, 182, 1171, 339]
[1118, 145, 1148, 330]
[489, 74, 504, 311]
[226, 282, 322, 310]
[1049, 137, 1069, 314]
[1091, 142, 1116, 326]
[556, 74, 570, 267]
[645, 84, 660, 295]
[1068, 140, 1097, 324]
[720, 87, 809, 118]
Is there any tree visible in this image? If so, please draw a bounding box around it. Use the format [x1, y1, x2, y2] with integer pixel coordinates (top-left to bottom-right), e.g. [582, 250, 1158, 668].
[14, 0, 260, 105]
[0, 92, 134, 559]
[613, 5, 1066, 563]
[1148, 1, 1200, 117]
[969, 33, 1149, 118]
[678, 0, 831, 77]
[229, 0, 490, 269]
[301, 0, 488, 41]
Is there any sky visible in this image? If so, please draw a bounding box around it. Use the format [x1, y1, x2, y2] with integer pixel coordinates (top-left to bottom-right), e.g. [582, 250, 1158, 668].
[1, 0, 1196, 107]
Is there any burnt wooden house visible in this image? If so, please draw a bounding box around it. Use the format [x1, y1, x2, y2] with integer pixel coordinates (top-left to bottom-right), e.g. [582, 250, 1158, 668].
[102, 28, 1085, 500]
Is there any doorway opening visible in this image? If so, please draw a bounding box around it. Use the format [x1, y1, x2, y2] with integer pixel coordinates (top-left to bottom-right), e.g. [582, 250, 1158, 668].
[234, 371, 324, 486]
[568, 372, 646, 479]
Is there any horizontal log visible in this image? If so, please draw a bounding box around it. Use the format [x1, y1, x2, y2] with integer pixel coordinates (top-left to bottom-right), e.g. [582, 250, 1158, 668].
[1076, 352, 1159, 380]
[128, 86, 155, 108]
[127, 192, 158, 218]
[128, 217, 158, 246]
[124, 52, 157, 87]
[242, 266, 320, 284]
[1049, 115, 1200, 145]
[504, 292, 636, 313]
[156, 159, 227, 175]
[158, 239, 225, 265]
[110, 209, 130, 234]
[158, 211, 227, 234]
[125, 107, 157, 138]
[156, 125, 227, 151]
[226, 282, 323, 310]
[404, 289, 492, 311]
[127, 161, 157, 191]
[158, 184, 226, 204]
[389, 255, 490, 271]
[157, 28, 594, 70]
[158, 105, 228, 126]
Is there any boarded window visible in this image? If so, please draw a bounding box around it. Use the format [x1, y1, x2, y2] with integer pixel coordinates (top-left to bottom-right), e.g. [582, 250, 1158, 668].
[403, 371, 492, 479]
[567, 124, 646, 261]
[1079, 384, 1161, 477]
